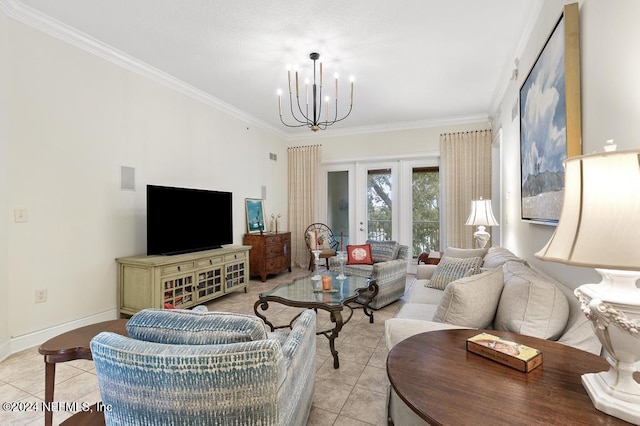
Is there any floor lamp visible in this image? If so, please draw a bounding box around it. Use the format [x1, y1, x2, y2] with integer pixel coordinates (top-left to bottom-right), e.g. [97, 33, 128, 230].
[536, 148, 640, 424]
[465, 198, 498, 249]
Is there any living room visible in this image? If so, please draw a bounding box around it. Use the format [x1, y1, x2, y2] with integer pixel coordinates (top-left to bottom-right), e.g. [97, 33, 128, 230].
[1, 0, 639, 423]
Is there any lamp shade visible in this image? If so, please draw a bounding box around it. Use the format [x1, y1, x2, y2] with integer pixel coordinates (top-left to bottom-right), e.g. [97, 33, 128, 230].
[535, 150, 640, 270]
[465, 199, 499, 227]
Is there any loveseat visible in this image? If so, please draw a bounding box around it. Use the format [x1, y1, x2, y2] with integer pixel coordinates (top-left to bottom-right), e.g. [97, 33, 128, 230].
[91, 308, 316, 426]
[385, 246, 601, 425]
[330, 239, 409, 309]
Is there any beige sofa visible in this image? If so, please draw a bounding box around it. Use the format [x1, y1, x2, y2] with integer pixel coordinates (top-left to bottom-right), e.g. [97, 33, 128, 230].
[385, 246, 601, 425]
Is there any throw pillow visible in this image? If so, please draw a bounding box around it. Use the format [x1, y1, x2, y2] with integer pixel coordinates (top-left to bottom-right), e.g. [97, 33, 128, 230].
[494, 271, 570, 340]
[428, 256, 483, 290]
[307, 229, 332, 250]
[346, 244, 374, 265]
[433, 267, 504, 328]
[367, 240, 400, 263]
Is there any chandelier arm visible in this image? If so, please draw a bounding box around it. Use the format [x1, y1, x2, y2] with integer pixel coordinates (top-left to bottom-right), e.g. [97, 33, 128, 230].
[288, 92, 311, 125]
[279, 114, 311, 128]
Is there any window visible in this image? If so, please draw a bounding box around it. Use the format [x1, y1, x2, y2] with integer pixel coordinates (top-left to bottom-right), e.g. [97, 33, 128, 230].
[412, 167, 439, 256]
[367, 168, 392, 240]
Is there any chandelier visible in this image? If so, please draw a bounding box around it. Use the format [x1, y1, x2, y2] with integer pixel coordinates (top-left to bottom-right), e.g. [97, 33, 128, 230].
[277, 52, 353, 132]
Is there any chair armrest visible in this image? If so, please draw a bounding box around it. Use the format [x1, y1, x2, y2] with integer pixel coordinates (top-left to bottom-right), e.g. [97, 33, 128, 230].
[278, 309, 316, 362]
[416, 264, 438, 280]
[371, 258, 407, 279]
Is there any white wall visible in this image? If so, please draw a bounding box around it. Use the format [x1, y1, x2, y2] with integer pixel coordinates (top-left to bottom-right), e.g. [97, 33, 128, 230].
[305, 123, 489, 162]
[494, 0, 640, 287]
[0, 11, 10, 360]
[3, 17, 288, 354]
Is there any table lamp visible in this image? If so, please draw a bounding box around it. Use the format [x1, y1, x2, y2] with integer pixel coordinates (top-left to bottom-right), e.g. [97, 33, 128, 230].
[535, 147, 640, 424]
[465, 198, 499, 248]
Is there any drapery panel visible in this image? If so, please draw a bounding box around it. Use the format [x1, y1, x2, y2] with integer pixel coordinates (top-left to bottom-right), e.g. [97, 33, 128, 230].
[440, 130, 493, 248]
[288, 145, 322, 268]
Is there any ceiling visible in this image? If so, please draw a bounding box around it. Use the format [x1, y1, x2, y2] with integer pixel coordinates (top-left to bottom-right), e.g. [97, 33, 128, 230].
[9, 0, 541, 139]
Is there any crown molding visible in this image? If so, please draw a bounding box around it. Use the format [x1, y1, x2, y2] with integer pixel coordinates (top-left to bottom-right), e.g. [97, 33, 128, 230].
[0, 0, 288, 139]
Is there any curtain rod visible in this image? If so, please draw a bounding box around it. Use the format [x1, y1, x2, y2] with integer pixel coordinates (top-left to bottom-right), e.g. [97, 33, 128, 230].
[440, 129, 492, 137]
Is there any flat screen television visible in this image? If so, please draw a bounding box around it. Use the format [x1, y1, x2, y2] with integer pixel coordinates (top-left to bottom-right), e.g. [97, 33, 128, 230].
[147, 185, 233, 255]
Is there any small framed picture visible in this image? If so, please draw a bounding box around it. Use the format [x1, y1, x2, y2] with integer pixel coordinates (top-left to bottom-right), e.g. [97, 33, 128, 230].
[245, 198, 266, 234]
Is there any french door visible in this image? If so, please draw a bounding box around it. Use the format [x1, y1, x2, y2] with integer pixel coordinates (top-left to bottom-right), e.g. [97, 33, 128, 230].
[322, 156, 439, 270]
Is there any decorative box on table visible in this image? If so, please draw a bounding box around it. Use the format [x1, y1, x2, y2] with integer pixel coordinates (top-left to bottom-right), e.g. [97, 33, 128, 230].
[466, 332, 543, 373]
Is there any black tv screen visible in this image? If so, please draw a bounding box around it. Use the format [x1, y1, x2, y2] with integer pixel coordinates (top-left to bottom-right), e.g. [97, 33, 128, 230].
[147, 185, 233, 255]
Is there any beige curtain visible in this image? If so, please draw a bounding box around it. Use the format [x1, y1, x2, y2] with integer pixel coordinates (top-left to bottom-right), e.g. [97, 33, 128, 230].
[440, 130, 493, 248]
[288, 145, 322, 268]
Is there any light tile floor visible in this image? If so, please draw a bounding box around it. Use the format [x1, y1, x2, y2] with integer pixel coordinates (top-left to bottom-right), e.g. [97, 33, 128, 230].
[0, 267, 412, 426]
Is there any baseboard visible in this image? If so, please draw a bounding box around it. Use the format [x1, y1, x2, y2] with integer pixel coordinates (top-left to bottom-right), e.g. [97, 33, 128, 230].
[7, 309, 119, 356]
[0, 340, 10, 363]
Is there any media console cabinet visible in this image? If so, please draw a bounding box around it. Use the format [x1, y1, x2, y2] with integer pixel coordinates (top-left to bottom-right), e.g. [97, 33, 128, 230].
[117, 245, 251, 317]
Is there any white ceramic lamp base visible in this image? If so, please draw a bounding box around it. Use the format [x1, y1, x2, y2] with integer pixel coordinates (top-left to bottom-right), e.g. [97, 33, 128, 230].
[473, 225, 491, 249]
[575, 269, 640, 424]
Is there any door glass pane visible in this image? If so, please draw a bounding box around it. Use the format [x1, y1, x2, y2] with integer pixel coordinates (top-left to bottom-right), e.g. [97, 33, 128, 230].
[367, 168, 392, 241]
[327, 171, 349, 248]
[412, 167, 439, 256]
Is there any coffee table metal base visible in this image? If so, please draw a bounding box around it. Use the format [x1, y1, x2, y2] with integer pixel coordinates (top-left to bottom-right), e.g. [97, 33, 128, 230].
[254, 280, 378, 369]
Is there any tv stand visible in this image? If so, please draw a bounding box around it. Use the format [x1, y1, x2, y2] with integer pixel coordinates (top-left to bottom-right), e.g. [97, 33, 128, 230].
[117, 245, 250, 317]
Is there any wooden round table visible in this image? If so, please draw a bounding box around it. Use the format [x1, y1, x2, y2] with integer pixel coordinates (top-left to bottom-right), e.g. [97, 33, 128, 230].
[387, 329, 633, 425]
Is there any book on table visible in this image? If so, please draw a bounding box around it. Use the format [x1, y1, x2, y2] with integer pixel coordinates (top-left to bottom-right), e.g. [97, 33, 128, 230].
[466, 332, 543, 373]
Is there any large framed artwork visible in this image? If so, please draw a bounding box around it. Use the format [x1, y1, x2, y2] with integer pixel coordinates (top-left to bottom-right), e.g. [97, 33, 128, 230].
[520, 3, 581, 224]
[245, 198, 266, 234]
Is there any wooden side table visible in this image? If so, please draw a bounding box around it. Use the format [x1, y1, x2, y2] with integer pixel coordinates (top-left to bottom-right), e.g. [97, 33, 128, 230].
[417, 251, 442, 265]
[387, 329, 632, 425]
[38, 319, 128, 426]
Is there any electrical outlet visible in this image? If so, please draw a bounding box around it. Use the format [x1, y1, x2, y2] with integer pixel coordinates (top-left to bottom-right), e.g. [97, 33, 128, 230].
[35, 289, 47, 304]
[14, 209, 28, 223]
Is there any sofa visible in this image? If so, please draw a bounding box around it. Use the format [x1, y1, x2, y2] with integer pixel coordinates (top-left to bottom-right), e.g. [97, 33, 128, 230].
[91, 308, 316, 426]
[330, 239, 409, 309]
[385, 246, 601, 426]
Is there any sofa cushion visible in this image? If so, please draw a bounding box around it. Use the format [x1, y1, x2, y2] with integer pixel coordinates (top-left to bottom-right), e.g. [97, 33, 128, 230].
[428, 256, 483, 290]
[405, 279, 446, 304]
[482, 246, 527, 269]
[433, 267, 504, 328]
[494, 273, 570, 340]
[346, 244, 374, 265]
[444, 247, 488, 260]
[126, 309, 267, 345]
[367, 240, 400, 263]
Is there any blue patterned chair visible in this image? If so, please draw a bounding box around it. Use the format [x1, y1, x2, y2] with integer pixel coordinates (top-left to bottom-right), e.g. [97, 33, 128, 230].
[329, 239, 409, 309]
[90, 308, 316, 425]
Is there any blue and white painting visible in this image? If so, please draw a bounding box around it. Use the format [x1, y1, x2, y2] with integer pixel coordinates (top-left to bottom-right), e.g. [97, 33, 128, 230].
[520, 16, 566, 223]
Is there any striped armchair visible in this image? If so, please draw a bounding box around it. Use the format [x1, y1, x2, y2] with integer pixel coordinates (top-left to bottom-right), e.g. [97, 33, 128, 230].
[90, 308, 316, 426]
[330, 240, 409, 309]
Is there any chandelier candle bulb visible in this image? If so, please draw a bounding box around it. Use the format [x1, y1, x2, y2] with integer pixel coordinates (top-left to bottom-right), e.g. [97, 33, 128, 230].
[335, 73, 339, 101]
[325, 96, 329, 121]
[278, 92, 282, 115]
[295, 71, 299, 97]
[320, 62, 323, 86]
[287, 68, 291, 93]
[350, 77, 354, 105]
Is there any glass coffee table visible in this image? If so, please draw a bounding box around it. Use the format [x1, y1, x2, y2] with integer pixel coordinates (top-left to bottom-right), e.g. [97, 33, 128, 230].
[254, 272, 378, 368]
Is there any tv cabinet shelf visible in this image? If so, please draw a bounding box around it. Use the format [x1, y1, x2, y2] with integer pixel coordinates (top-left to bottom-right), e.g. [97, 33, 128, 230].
[117, 245, 250, 317]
